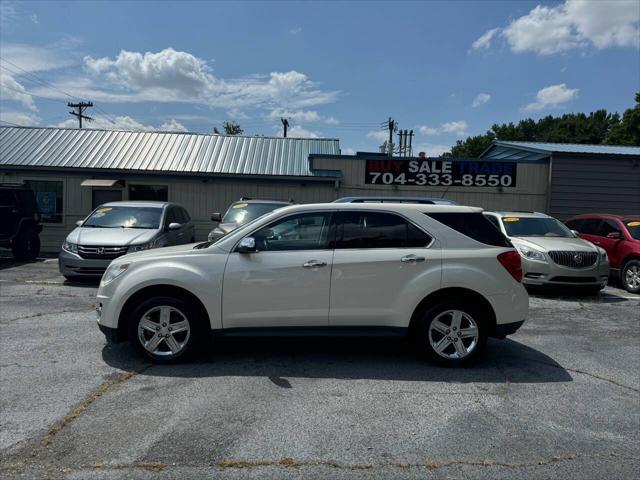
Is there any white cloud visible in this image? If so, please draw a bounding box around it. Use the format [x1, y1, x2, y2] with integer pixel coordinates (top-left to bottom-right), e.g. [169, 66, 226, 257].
[29, 13, 38, 25]
[68, 48, 340, 110]
[472, 28, 499, 50]
[0, 71, 37, 110]
[286, 125, 320, 138]
[269, 108, 320, 123]
[342, 147, 356, 155]
[471, 93, 491, 108]
[56, 115, 188, 132]
[472, 1, 639, 55]
[289, 27, 302, 35]
[1, 42, 77, 72]
[419, 120, 468, 137]
[0, 110, 40, 126]
[414, 143, 451, 157]
[524, 83, 579, 111]
[367, 130, 388, 142]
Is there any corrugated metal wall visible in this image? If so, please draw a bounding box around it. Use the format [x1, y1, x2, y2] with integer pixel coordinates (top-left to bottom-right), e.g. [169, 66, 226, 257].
[549, 155, 640, 219]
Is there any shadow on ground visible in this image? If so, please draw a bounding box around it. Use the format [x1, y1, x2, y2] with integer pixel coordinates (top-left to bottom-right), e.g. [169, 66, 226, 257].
[527, 285, 635, 303]
[102, 336, 572, 384]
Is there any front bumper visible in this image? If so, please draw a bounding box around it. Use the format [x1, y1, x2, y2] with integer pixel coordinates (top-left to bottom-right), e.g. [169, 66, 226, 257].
[59, 249, 112, 277]
[521, 256, 609, 287]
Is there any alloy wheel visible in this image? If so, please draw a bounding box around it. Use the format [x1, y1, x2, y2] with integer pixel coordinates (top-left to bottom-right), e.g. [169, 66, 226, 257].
[137, 305, 191, 357]
[625, 264, 640, 290]
[428, 310, 479, 360]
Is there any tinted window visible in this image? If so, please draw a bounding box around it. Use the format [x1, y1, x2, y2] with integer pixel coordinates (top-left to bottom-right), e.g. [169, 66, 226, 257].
[427, 212, 510, 247]
[597, 219, 621, 236]
[0, 191, 16, 207]
[83, 206, 163, 229]
[252, 213, 333, 251]
[580, 218, 602, 235]
[165, 206, 179, 225]
[129, 184, 168, 201]
[484, 214, 501, 229]
[565, 219, 583, 231]
[624, 220, 640, 240]
[181, 208, 191, 222]
[338, 212, 431, 249]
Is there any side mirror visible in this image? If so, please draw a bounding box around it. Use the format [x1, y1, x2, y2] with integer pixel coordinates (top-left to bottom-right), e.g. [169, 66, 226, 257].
[571, 230, 579, 236]
[167, 222, 182, 231]
[211, 212, 222, 222]
[237, 237, 257, 253]
[606, 231, 621, 240]
[76, 220, 84, 227]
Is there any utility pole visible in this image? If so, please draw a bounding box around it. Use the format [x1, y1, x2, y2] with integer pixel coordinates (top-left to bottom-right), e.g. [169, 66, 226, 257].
[281, 117, 289, 138]
[408, 130, 414, 157]
[397, 130, 405, 156]
[67, 101, 93, 129]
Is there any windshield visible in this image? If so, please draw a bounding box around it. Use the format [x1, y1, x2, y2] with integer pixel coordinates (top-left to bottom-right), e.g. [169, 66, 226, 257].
[83, 206, 163, 229]
[501, 216, 574, 238]
[221, 203, 284, 225]
[625, 220, 640, 240]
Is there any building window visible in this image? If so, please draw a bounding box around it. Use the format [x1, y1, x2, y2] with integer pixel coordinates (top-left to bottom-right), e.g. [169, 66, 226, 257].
[25, 180, 63, 223]
[92, 189, 122, 209]
[129, 184, 168, 202]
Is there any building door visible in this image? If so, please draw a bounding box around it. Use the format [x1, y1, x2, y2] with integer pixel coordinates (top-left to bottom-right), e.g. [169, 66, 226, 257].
[92, 189, 122, 209]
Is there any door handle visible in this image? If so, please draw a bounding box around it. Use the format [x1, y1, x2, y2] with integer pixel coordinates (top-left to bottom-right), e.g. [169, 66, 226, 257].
[401, 254, 425, 263]
[303, 260, 327, 268]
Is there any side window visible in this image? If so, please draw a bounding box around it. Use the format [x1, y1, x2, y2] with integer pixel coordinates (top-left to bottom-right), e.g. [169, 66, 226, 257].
[181, 208, 191, 222]
[0, 190, 16, 208]
[565, 219, 584, 231]
[165, 207, 179, 225]
[251, 212, 333, 251]
[580, 219, 602, 235]
[338, 211, 432, 249]
[427, 212, 511, 247]
[598, 219, 621, 236]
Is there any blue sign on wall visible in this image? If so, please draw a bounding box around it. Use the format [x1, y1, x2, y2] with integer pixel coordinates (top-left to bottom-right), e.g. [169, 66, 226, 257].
[36, 191, 56, 220]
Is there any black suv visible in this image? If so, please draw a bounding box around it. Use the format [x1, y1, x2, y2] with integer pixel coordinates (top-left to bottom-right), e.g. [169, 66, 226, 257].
[0, 183, 42, 260]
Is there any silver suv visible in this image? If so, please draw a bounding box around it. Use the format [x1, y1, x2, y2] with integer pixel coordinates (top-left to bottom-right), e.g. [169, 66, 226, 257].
[483, 211, 609, 293]
[59, 201, 195, 280]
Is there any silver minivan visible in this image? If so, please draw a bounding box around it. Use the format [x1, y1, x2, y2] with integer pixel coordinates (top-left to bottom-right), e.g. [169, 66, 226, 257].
[59, 201, 195, 280]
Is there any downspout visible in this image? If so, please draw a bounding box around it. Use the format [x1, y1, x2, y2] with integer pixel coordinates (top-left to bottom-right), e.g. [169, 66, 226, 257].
[545, 154, 553, 214]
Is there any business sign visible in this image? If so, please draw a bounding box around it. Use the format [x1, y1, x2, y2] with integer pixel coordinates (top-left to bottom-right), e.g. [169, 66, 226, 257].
[365, 158, 517, 187]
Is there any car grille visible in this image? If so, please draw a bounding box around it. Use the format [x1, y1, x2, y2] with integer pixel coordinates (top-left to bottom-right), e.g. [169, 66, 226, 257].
[548, 251, 598, 269]
[77, 245, 128, 259]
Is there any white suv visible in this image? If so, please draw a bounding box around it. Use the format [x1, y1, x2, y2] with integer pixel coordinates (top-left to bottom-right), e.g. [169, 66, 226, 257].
[96, 203, 528, 366]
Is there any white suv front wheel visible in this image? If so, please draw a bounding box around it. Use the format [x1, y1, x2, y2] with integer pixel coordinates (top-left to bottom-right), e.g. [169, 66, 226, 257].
[415, 302, 488, 366]
[129, 296, 204, 363]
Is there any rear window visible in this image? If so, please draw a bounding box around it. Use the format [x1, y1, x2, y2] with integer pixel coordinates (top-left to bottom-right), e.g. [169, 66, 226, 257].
[427, 212, 511, 247]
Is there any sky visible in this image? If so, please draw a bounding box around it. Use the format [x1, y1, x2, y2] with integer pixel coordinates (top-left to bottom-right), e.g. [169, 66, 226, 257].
[0, 0, 638, 156]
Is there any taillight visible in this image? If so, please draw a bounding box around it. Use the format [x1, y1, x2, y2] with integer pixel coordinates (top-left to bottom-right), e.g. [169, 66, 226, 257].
[497, 250, 522, 283]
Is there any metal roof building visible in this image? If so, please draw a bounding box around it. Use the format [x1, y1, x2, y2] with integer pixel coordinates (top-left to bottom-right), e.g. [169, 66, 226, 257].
[481, 141, 640, 219]
[0, 126, 342, 178]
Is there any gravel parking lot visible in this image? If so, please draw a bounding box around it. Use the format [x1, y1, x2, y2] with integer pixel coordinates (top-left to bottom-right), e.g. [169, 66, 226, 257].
[0, 257, 638, 479]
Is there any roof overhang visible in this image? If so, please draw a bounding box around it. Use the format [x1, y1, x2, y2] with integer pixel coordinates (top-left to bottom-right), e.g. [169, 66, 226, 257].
[80, 179, 125, 187]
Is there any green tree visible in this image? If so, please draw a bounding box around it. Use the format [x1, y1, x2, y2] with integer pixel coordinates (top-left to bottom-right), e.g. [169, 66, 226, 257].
[604, 92, 640, 146]
[447, 93, 638, 157]
[213, 121, 244, 135]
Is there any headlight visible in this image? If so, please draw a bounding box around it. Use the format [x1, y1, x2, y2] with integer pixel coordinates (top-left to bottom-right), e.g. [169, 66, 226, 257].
[127, 241, 155, 253]
[598, 248, 608, 262]
[101, 263, 130, 286]
[515, 244, 546, 262]
[62, 241, 78, 253]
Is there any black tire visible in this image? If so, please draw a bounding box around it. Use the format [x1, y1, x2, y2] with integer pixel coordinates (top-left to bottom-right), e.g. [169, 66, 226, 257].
[621, 260, 640, 294]
[413, 301, 488, 367]
[128, 295, 206, 364]
[12, 228, 40, 261]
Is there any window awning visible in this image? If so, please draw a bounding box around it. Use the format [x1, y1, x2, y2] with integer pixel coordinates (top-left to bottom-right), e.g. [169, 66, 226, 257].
[80, 179, 124, 187]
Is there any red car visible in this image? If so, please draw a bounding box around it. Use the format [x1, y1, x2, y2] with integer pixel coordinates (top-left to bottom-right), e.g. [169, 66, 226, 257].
[565, 214, 640, 293]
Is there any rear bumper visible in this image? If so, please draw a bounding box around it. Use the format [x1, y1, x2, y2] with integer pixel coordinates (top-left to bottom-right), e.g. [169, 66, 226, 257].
[59, 250, 112, 277]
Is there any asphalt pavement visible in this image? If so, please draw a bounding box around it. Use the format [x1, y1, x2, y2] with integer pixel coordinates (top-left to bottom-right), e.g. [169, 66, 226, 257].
[0, 257, 638, 479]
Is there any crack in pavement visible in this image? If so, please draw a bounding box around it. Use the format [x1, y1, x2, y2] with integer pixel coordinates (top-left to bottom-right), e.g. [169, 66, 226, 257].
[0, 309, 91, 325]
[0, 364, 152, 473]
[532, 360, 640, 393]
